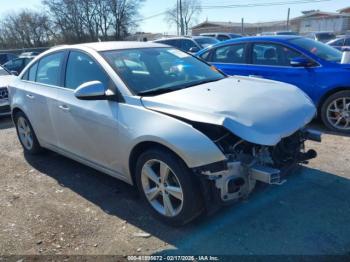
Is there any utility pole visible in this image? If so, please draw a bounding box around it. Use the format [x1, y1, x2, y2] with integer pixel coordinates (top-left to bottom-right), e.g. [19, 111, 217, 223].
[179, 0, 185, 35]
[176, 0, 179, 36]
[241, 18, 244, 35]
[286, 8, 290, 30]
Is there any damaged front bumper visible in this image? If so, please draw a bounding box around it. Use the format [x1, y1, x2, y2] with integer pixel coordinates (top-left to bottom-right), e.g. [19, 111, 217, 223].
[193, 129, 321, 210]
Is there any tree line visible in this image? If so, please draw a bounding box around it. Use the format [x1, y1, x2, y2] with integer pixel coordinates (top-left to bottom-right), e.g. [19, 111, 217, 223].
[0, 0, 144, 49]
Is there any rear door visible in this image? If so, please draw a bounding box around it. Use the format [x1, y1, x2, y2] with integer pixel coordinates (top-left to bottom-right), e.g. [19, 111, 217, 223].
[21, 51, 66, 146]
[51, 50, 122, 173]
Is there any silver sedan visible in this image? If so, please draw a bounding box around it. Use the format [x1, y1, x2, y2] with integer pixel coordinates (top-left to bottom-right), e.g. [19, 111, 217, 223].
[8, 42, 320, 225]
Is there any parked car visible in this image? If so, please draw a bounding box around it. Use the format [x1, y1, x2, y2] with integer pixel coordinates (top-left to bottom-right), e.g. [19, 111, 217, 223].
[153, 36, 219, 53]
[259, 31, 298, 36]
[0, 66, 15, 116]
[197, 36, 350, 133]
[327, 36, 350, 51]
[3, 57, 34, 75]
[200, 33, 242, 41]
[0, 53, 17, 65]
[9, 42, 319, 225]
[305, 32, 336, 43]
[19, 51, 40, 57]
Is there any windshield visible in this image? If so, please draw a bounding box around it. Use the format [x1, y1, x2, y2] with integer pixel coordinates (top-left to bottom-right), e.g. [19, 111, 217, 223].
[289, 37, 342, 62]
[102, 47, 225, 96]
[317, 33, 336, 42]
[195, 37, 219, 48]
[0, 66, 10, 76]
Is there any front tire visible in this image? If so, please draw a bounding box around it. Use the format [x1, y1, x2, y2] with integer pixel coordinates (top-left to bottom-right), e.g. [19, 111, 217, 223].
[14, 112, 43, 154]
[135, 147, 204, 226]
[321, 91, 350, 134]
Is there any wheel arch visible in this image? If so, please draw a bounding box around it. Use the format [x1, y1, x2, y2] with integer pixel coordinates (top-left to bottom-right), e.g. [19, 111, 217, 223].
[317, 87, 350, 115]
[128, 141, 184, 185]
[12, 107, 24, 118]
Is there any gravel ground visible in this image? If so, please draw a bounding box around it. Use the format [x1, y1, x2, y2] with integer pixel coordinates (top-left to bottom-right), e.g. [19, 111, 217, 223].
[0, 116, 349, 256]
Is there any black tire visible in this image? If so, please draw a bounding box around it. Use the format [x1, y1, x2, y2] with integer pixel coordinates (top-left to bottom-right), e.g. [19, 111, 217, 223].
[135, 147, 204, 226]
[14, 111, 43, 154]
[321, 90, 350, 134]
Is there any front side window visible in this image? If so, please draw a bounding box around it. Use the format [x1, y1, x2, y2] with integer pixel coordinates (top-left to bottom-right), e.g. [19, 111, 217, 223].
[36, 52, 65, 86]
[211, 44, 246, 64]
[252, 43, 308, 66]
[289, 37, 342, 62]
[65, 51, 110, 90]
[101, 47, 225, 96]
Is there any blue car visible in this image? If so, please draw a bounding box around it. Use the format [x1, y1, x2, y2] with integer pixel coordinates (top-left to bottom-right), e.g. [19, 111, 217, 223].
[197, 36, 350, 133]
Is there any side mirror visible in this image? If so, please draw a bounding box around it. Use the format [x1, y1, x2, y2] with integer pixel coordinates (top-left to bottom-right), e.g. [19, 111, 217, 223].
[11, 71, 19, 76]
[290, 57, 312, 67]
[189, 46, 200, 53]
[74, 81, 107, 100]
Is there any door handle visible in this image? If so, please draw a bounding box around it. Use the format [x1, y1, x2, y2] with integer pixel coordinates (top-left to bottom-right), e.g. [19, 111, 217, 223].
[26, 94, 35, 99]
[58, 105, 70, 111]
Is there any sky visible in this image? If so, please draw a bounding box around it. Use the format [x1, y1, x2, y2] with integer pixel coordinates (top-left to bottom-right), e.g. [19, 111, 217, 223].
[0, 0, 349, 34]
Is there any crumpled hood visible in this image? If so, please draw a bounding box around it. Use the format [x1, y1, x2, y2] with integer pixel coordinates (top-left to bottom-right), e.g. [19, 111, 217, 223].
[141, 76, 316, 146]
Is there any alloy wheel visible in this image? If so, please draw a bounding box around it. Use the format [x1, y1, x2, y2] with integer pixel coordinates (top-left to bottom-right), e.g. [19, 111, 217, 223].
[326, 97, 350, 131]
[17, 116, 34, 150]
[141, 159, 184, 217]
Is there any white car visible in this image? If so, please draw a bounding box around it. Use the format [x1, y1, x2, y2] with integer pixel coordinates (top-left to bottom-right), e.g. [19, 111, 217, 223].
[0, 66, 14, 116]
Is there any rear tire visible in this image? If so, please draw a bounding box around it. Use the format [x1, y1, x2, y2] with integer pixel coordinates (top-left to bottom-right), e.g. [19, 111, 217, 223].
[135, 147, 204, 226]
[321, 91, 350, 134]
[14, 111, 43, 154]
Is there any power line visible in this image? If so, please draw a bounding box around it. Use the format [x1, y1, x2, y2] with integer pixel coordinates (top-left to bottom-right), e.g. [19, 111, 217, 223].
[200, 0, 331, 9]
[135, 0, 331, 23]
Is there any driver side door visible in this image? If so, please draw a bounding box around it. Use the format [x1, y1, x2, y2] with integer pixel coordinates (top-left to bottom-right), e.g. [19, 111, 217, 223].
[245, 42, 317, 100]
[51, 51, 124, 175]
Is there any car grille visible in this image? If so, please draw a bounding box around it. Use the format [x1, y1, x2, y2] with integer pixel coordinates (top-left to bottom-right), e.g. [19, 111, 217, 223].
[0, 87, 8, 100]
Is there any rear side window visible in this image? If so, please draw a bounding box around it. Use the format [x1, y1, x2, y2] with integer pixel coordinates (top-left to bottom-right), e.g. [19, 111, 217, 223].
[21, 62, 38, 81]
[345, 38, 350, 46]
[29, 63, 38, 81]
[65, 51, 110, 90]
[211, 44, 246, 64]
[36, 52, 65, 86]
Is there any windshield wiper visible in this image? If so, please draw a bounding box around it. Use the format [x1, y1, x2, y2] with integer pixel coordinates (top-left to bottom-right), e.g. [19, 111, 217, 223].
[181, 78, 222, 89]
[138, 87, 176, 96]
[138, 78, 223, 96]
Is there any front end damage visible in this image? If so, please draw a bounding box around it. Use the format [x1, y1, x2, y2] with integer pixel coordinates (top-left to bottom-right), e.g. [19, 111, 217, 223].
[192, 124, 321, 210]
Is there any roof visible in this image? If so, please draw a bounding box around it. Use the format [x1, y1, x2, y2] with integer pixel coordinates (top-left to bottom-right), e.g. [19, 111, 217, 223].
[153, 36, 214, 41]
[72, 41, 166, 51]
[338, 6, 350, 13]
[196, 35, 301, 53]
[192, 20, 286, 29]
[292, 10, 349, 20]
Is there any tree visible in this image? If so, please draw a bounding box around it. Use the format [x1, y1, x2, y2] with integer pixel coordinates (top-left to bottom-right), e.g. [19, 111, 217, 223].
[165, 0, 202, 35]
[0, 10, 52, 49]
[43, 0, 144, 43]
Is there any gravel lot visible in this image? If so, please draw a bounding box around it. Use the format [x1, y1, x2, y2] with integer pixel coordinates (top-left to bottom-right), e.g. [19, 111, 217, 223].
[0, 116, 349, 256]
